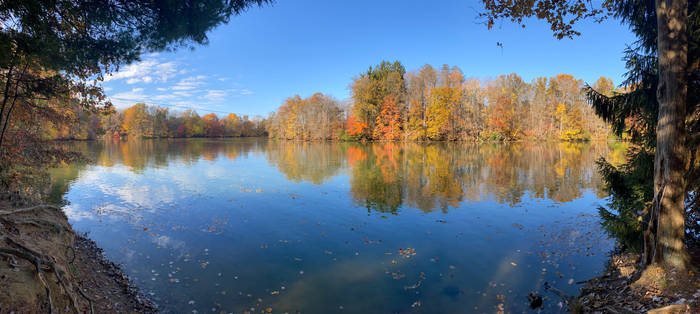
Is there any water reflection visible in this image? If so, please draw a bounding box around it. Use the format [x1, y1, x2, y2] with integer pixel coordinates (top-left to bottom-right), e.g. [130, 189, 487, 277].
[54, 139, 613, 212]
[48, 139, 622, 313]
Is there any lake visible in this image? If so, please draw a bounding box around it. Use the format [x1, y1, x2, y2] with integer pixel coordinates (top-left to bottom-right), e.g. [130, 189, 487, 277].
[49, 139, 623, 313]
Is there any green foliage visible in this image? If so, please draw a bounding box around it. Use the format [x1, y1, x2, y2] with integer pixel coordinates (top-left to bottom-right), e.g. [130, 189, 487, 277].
[337, 129, 354, 141]
[596, 149, 654, 251]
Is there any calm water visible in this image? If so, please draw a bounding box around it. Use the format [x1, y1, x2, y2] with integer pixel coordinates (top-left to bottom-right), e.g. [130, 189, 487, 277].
[49, 139, 623, 313]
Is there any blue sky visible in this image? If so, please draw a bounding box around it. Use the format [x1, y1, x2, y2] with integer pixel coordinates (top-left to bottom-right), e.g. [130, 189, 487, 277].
[103, 0, 636, 117]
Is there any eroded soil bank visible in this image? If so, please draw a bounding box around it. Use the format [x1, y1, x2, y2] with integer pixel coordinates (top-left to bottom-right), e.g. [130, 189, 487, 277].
[0, 194, 155, 313]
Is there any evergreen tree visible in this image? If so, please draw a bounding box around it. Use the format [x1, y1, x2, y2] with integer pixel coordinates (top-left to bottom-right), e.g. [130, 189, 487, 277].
[586, 0, 700, 262]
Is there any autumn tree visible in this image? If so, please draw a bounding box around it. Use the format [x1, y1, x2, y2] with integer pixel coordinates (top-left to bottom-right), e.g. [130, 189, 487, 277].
[425, 85, 462, 140]
[406, 65, 438, 140]
[487, 95, 520, 140]
[149, 106, 170, 138]
[182, 109, 204, 138]
[223, 113, 241, 137]
[373, 95, 403, 140]
[122, 103, 150, 139]
[267, 93, 343, 140]
[347, 116, 369, 138]
[350, 61, 407, 139]
[271, 65, 608, 142]
[202, 113, 223, 137]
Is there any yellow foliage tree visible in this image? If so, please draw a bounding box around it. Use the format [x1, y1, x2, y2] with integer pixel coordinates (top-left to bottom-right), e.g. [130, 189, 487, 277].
[425, 85, 461, 140]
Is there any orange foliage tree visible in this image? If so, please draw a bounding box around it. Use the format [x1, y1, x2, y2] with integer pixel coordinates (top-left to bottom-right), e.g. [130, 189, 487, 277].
[347, 116, 368, 137]
[202, 113, 223, 137]
[488, 95, 520, 140]
[373, 95, 403, 140]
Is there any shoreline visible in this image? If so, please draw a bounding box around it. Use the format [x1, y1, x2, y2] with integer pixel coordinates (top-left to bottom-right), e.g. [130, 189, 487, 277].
[573, 251, 700, 313]
[72, 234, 157, 313]
[0, 195, 156, 313]
[48, 135, 616, 144]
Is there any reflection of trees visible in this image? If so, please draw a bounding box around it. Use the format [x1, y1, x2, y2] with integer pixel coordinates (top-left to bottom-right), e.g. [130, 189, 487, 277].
[349, 143, 403, 213]
[403, 143, 468, 212]
[54, 139, 624, 214]
[265, 141, 345, 184]
[480, 142, 607, 204]
[58, 138, 265, 173]
[47, 163, 86, 205]
[349, 141, 618, 213]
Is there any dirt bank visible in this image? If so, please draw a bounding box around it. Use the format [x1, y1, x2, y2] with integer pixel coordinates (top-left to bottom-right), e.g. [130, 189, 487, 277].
[0, 194, 156, 313]
[574, 252, 700, 313]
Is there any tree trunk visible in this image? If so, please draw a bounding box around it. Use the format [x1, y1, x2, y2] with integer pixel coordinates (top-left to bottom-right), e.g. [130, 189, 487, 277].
[644, 0, 690, 269]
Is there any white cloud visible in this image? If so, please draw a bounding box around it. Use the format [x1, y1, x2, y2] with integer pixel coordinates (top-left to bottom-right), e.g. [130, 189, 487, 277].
[172, 76, 206, 91]
[104, 59, 157, 82]
[173, 91, 192, 97]
[104, 58, 178, 84]
[155, 62, 177, 82]
[153, 94, 176, 101]
[110, 88, 147, 108]
[203, 89, 227, 101]
[229, 88, 254, 97]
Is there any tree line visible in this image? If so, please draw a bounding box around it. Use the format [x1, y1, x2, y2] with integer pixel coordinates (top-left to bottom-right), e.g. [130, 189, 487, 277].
[48, 103, 266, 140]
[267, 62, 616, 142]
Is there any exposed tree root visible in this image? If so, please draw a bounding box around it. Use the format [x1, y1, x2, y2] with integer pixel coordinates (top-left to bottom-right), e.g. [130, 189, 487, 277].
[0, 204, 62, 216]
[0, 251, 20, 268]
[54, 264, 82, 314]
[0, 234, 91, 313]
[12, 217, 72, 234]
[76, 285, 95, 314]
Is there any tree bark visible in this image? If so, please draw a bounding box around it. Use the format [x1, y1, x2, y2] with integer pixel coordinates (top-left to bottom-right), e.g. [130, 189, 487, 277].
[644, 0, 690, 269]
